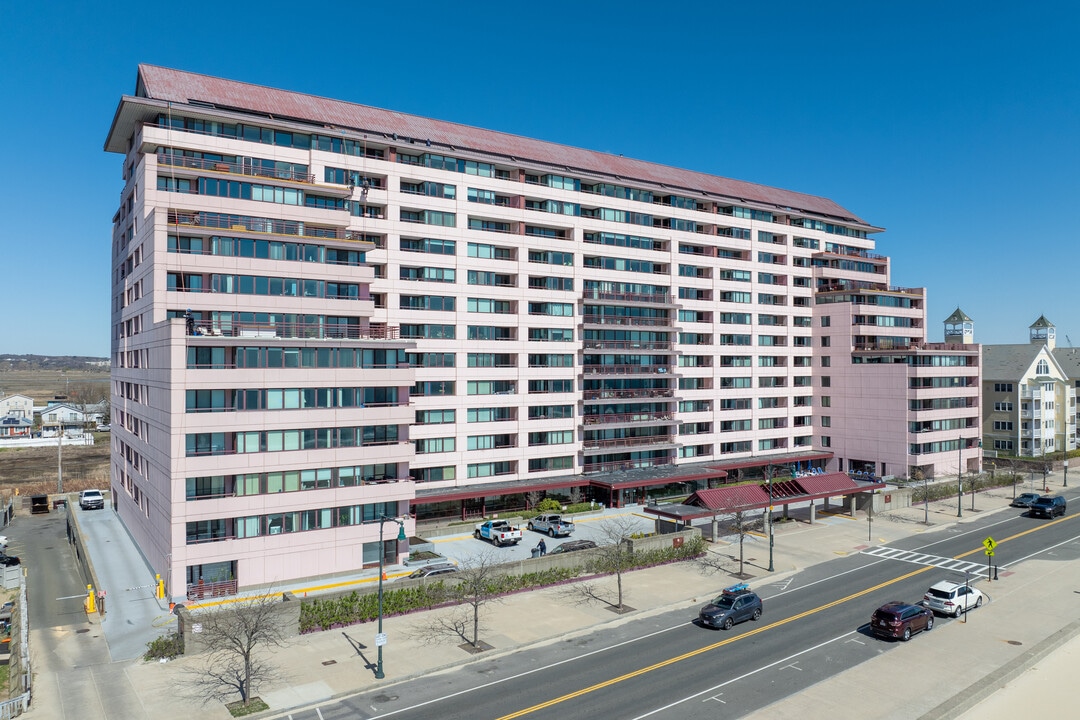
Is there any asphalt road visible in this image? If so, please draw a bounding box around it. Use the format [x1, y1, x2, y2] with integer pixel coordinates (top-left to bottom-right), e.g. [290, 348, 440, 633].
[269, 500, 1080, 720]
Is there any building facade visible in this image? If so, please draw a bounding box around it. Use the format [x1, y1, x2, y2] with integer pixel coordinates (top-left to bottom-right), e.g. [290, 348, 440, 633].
[982, 316, 1077, 458]
[106, 65, 978, 597]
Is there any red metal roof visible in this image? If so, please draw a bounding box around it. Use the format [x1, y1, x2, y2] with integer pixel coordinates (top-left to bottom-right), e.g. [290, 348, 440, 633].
[677, 472, 875, 516]
[135, 65, 868, 225]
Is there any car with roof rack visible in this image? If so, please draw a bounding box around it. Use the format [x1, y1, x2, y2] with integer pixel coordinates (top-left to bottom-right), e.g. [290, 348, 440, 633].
[698, 583, 763, 630]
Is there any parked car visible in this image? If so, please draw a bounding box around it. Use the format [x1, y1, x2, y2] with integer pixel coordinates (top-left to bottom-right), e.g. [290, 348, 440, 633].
[408, 563, 458, 579]
[0, 554, 21, 567]
[1010, 492, 1042, 508]
[548, 539, 597, 555]
[79, 489, 105, 510]
[923, 580, 984, 617]
[1029, 495, 1067, 518]
[474, 520, 523, 547]
[871, 601, 934, 640]
[96, 424, 111, 432]
[527, 514, 575, 537]
[698, 583, 763, 630]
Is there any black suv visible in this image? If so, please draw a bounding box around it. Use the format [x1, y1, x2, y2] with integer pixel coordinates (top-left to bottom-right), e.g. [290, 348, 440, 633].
[698, 584, 763, 630]
[548, 539, 597, 555]
[1029, 495, 1066, 518]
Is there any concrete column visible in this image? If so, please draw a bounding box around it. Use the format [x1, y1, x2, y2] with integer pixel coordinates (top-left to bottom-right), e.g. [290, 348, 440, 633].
[783, 503, 790, 520]
[823, 496, 830, 512]
[711, 516, 719, 541]
[809, 502, 816, 525]
[850, 495, 857, 517]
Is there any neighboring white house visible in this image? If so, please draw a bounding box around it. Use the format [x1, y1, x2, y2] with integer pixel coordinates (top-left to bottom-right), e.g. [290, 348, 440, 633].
[0, 394, 34, 421]
[38, 403, 87, 431]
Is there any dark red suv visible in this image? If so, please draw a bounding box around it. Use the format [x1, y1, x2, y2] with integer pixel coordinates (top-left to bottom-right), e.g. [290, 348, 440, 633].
[871, 601, 934, 641]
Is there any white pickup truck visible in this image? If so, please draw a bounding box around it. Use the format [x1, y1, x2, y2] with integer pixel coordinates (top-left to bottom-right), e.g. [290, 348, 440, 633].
[474, 520, 523, 547]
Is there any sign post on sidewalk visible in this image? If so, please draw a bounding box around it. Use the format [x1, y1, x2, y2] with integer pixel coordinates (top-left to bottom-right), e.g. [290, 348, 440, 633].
[983, 536, 996, 582]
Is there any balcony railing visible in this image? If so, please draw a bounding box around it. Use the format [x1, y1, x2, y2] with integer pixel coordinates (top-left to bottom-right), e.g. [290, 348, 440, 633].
[582, 456, 671, 474]
[582, 435, 675, 449]
[580, 315, 673, 327]
[187, 578, 238, 601]
[581, 365, 673, 376]
[582, 341, 673, 351]
[157, 152, 316, 183]
[187, 320, 400, 341]
[581, 289, 673, 304]
[582, 388, 674, 400]
[583, 412, 675, 425]
[167, 211, 367, 243]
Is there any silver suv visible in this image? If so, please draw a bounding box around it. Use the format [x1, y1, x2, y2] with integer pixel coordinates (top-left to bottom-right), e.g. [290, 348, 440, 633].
[923, 580, 983, 617]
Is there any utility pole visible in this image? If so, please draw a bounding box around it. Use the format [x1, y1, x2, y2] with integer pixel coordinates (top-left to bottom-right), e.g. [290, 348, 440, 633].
[57, 416, 63, 494]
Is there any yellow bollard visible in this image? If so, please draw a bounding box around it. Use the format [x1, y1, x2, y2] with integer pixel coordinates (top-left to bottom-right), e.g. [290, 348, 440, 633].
[156, 574, 165, 600]
[86, 584, 96, 614]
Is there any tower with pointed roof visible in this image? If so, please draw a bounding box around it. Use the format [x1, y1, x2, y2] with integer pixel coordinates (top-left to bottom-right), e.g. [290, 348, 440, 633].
[1030, 315, 1056, 350]
[943, 308, 974, 345]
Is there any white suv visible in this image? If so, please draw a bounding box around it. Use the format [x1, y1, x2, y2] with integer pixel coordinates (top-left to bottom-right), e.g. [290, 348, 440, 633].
[923, 580, 984, 617]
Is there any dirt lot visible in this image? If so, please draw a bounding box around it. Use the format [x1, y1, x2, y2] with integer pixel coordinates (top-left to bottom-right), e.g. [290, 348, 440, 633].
[0, 368, 111, 496]
[0, 441, 111, 496]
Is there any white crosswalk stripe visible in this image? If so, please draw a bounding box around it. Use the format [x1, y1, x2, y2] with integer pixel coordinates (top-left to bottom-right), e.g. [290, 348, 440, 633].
[861, 546, 986, 575]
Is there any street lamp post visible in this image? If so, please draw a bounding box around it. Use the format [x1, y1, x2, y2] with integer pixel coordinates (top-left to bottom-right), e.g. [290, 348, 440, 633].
[1065, 460, 1069, 488]
[766, 465, 774, 573]
[923, 471, 929, 525]
[375, 515, 407, 680]
[971, 470, 976, 512]
[957, 437, 963, 518]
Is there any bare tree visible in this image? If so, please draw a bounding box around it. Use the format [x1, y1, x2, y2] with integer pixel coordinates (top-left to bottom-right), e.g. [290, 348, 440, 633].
[567, 515, 642, 613]
[410, 550, 505, 652]
[525, 490, 542, 510]
[183, 592, 288, 710]
[68, 382, 108, 429]
[568, 486, 583, 505]
[695, 496, 762, 578]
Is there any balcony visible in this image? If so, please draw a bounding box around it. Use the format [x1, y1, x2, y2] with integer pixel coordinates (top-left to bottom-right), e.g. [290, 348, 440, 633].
[582, 340, 673, 351]
[167, 211, 366, 244]
[582, 456, 672, 474]
[582, 364, 673, 376]
[581, 289, 674, 305]
[580, 315, 673, 328]
[582, 411, 675, 425]
[582, 388, 675, 400]
[186, 320, 400, 341]
[157, 152, 317, 184]
[582, 435, 676, 450]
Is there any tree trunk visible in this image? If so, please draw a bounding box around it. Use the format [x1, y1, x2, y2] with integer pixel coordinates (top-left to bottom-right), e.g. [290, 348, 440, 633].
[472, 601, 479, 648]
[738, 531, 745, 575]
[243, 656, 251, 705]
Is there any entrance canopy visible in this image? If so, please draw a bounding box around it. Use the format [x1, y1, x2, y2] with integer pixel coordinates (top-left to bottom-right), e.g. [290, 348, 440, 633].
[644, 472, 884, 523]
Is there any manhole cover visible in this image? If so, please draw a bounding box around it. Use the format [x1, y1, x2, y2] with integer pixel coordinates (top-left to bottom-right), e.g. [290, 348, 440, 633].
[322, 660, 337, 666]
[1007, 640, 1023, 646]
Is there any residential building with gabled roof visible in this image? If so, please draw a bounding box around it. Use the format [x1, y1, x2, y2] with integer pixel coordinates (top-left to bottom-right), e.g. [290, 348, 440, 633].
[982, 316, 1076, 458]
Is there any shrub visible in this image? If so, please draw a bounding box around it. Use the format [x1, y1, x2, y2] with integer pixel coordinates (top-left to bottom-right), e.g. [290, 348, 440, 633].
[535, 498, 563, 513]
[564, 501, 602, 514]
[144, 632, 183, 661]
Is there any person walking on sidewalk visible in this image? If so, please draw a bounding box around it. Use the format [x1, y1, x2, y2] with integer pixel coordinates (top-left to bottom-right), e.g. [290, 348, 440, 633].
[537, 538, 547, 556]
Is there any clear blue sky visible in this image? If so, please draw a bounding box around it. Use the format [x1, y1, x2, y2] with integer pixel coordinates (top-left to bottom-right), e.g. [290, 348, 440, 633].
[2, 1, 1077, 356]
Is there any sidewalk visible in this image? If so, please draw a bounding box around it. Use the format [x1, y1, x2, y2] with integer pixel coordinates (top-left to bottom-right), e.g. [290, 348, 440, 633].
[24, 479, 1080, 719]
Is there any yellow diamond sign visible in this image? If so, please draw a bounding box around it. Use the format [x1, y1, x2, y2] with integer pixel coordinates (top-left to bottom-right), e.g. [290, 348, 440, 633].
[983, 536, 997, 556]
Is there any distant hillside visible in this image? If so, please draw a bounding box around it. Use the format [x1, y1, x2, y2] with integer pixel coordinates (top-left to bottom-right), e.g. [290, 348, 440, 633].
[0, 355, 109, 372]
